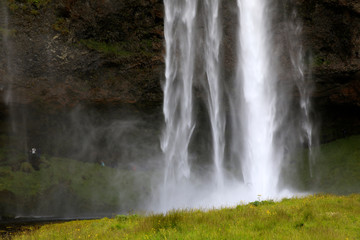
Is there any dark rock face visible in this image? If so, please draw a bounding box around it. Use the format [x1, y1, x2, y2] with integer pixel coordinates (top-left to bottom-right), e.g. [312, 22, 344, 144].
[294, 0, 360, 139]
[0, 0, 164, 108]
[0, 0, 359, 132]
[297, 0, 360, 106]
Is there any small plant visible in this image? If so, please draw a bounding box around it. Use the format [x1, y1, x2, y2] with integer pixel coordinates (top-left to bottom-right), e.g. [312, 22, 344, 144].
[53, 18, 69, 35]
[250, 199, 275, 207]
[27, 0, 51, 9]
[312, 55, 330, 67]
[115, 215, 129, 222]
[79, 39, 133, 57]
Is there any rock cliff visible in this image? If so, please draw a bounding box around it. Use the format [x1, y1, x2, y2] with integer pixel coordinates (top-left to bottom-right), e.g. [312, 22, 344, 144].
[0, 0, 359, 117]
[0, 0, 164, 108]
[298, 0, 360, 106]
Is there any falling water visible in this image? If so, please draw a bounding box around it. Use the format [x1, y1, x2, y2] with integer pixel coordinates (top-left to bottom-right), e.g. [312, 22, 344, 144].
[203, 0, 225, 188]
[285, 4, 316, 177]
[236, 0, 279, 197]
[1, 2, 30, 166]
[160, 0, 197, 210]
[156, 0, 315, 212]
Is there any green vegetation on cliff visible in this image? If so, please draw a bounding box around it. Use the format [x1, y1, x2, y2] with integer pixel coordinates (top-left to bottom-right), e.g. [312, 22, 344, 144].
[79, 39, 134, 58]
[7, 0, 51, 14]
[79, 38, 160, 58]
[11, 194, 360, 240]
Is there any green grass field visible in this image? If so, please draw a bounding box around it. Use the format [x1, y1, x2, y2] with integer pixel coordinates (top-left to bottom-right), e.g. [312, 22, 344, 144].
[1, 135, 360, 239]
[9, 194, 360, 240]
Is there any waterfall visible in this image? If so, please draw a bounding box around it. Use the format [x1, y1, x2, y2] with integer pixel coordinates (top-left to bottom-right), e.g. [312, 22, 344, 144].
[203, 0, 225, 188]
[236, 0, 279, 196]
[285, 4, 316, 177]
[155, 0, 315, 212]
[160, 0, 197, 210]
[1, 2, 29, 165]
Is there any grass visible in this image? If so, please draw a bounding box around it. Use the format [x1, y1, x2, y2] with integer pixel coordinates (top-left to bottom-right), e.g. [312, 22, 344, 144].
[282, 135, 360, 194]
[312, 135, 360, 194]
[9, 194, 360, 240]
[0, 156, 152, 214]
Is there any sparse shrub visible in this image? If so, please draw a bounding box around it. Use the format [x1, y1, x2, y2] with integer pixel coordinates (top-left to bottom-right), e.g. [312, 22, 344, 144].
[6, 0, 51, 13]
[53, 18, 69, 35]
[115, 215, 129, 222]
[312, 55, 330, 67]
[250, 199, 275, 207]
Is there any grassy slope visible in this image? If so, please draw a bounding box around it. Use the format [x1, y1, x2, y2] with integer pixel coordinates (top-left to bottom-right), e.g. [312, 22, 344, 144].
[312, 135, 360, 194]
[0, 157, 151, 214]
[282, 135, 360, 194]
[11, 194, 360, 240]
